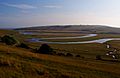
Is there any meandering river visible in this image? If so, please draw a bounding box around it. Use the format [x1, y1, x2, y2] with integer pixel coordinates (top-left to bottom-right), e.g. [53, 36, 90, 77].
[20, 31, 120, 44]
[27, 38, 120, 44]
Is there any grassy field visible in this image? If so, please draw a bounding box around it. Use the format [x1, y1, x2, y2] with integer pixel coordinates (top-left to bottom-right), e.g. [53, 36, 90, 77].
[0, 29, 120, 78]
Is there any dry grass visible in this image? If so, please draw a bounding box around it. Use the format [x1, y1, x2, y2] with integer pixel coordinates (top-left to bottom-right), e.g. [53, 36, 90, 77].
[0, 43, 120, 78]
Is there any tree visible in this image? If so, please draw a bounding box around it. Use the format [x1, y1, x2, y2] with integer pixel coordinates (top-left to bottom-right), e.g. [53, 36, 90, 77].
[38, 44, 53, 54]
[1, 35, 18, 45]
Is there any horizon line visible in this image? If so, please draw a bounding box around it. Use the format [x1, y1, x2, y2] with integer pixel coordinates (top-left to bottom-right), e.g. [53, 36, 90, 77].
[0, 24, 120, 29]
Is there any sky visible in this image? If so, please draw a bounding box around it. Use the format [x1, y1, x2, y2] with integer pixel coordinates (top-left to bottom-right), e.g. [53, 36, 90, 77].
[0, 0, 120, 28]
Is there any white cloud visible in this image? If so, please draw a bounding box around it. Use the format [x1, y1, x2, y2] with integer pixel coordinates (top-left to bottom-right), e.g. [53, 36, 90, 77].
[2, 3, 37, 9]
[43, 5, 62, 8]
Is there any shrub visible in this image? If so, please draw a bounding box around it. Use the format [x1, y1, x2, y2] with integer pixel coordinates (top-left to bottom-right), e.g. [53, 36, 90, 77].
[51, 51, 57, 55]
[17, 43, 30, 49]
[96, 55, 102, 60]
[75, 55, 80, 57]
[57, 53, 65, 56]
[36, 69, 45, 75]
[66, 53, 73, 57]
[1, 35, 18, 45]
[81, 56, 85, 59]
[38, 44, 53, 54]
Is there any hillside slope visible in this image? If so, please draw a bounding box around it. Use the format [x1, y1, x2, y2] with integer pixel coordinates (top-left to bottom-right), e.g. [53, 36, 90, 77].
[0, 43, 120, 78]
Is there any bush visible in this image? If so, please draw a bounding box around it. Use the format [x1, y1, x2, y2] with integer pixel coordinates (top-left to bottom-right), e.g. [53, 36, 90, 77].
[51, 51, 57, 55]
[57, 53, 65, 56]
[75, 55, 80, 57]
[66, 53, 73, 57]
[96, 55, 102, 60]
[38, 44, 53, 54]
[1, 35, 18, 45]
[17, 43, 30, 49]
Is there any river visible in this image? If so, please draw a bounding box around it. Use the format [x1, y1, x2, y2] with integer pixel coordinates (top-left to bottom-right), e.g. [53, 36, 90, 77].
[20, 31, 120, 44]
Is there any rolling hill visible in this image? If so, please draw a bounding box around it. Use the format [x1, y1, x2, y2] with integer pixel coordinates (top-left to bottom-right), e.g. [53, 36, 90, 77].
[15, 25, 120, 34]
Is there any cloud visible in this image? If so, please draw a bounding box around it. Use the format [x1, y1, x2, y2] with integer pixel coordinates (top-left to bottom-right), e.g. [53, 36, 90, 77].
[2, 3, 37, 9]
[43, 5, 62, 8]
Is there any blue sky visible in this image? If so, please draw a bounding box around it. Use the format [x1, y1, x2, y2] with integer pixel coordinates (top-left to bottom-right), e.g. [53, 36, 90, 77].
[0, 0, 120, 28]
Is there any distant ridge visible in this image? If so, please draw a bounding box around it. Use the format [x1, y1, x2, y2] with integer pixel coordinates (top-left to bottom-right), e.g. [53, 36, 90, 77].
[15, 25, 120, 34]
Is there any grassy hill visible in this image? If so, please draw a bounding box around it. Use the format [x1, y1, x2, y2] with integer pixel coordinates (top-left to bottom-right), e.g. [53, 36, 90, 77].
[0, 28, 120, 78]
[0, 41, 120, 78]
